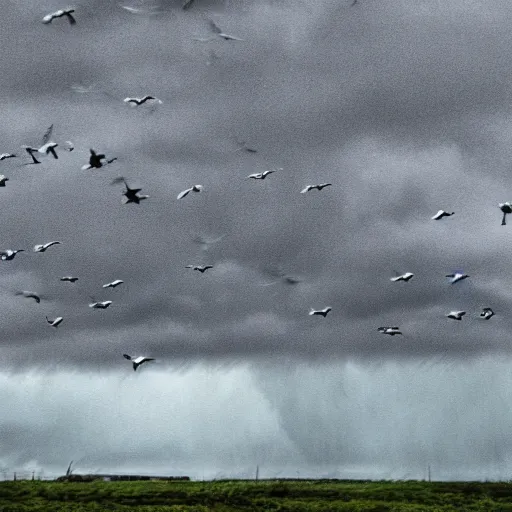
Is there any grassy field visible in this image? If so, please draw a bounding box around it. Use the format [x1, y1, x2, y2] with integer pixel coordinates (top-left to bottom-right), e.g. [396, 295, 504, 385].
[2, 479, 512, 511]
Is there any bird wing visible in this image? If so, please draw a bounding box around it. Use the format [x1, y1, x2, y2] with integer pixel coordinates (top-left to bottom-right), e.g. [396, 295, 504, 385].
[208, 19, 222, 34]
[44, 241, 61, 249]
[177, 188, 192, 199]
[445, 274, 455, 278]
[66, 12, 77, 24]
[46, 316, 52, 324]
[42, 124, 53, 145]
[300, 186, 311, 193]
[42, 13, 54, 23]
[123, 354, 132, 360]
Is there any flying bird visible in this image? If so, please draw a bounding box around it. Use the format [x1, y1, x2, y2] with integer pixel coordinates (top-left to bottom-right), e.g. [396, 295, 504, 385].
[0, 175, 9, 187]
[81, 149, 116, 170]
[64, 141, 74, 152]
[16, 291, 41, 303]
[60, 276, 78, 283]
[247, 169, 281, 180]
[233, 139, 257, 153]
[1, 249, 24, 261]
[301, 184, 332, 193]
[42, 8, 76, 25]
[446, 272, 469, 285]
[447, 310, 466, 320]
[123, 354, 155, 372]
[186, 265, 213, 273]
[34, 241, 61, 252]
[390, 272, 414, 282]
[0, 153, 16, 161]
[111, 177, 149, 204]
[378, 327, 402, 335]
[123, 96, 162, 106]
[194, 19, 244, 41]
[480, 307, 495, 320]
[177, 185, 203, 199]
[46, 316, 63, 327]
[192, 234, 225, 252]
[309, 307, 332, 318]
[102, 279, 123, 289]
[431, 210, 454, 220]
[89, 300, 113, 309]
[499, 202, 512, 225]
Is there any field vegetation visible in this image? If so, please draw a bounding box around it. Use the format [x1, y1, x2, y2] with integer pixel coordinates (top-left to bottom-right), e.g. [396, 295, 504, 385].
[2, 479, 512, 511]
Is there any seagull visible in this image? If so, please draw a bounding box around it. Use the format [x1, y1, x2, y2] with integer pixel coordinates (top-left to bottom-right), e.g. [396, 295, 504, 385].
[89, 300, 113, 309]
[64, 141, 74, 152]
[390, 272, 414, 282]
[0, 153, 16, 161]
[43, 8, 76, 25]
[177, 185, 203, 200]
[185, 265, 213, 273]
[0, 175, 9, 187]
[16, 291, 41, 303]
[60, 276, 78, 283]
[309, 307, 332, 317]
[499, 202, 512, 225]
[192, 234, 225, 252]
[123, 96, 162, 106]
[111, 177, 148, 204]
[260, 265, 302, 286]
[233, 139, 257, 153]
[446, 272, 469, 285]
[378, 327, 402, 335]
[34, 241, 61, 252]
[301, 184, 332, 193]
[194, 19, 244, 41]
[1, 249, 24, 261]
[480, 307, 495, 320]
[46, 316, 63, 327]
[247, 169, 281, 180]
[447, 310, 466, 320]
[431, 210, 454, 220]
[81, 149, 116, 170]
[103, 279, 123, 289]
[123, 354, 155, 372]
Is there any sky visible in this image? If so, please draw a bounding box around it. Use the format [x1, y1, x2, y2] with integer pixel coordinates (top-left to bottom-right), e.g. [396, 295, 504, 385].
[1, 0, 512, 481]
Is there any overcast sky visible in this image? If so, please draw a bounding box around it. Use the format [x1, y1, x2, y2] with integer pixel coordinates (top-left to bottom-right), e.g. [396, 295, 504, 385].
[1, 0, 512, 481]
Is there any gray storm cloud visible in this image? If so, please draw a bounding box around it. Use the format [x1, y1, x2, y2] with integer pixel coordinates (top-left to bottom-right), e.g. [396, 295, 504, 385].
[1, 0, 512, 480]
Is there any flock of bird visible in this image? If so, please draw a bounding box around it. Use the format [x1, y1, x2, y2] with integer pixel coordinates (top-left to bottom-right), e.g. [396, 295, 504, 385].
[1, 1, 504, 370]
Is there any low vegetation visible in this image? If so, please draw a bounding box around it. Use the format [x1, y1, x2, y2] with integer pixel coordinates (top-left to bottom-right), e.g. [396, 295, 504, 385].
[2, 479, 512, 511]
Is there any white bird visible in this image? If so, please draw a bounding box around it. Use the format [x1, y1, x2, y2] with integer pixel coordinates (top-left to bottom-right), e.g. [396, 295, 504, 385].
[46, 316, 63, 327]
[123, 354, 155, 372]
[0, 153, 16, 161]
[390, 272, 414, 282]
[16, 291, 41, 303]
[177, 185, 203, 200]
[0, 175, 9, 187]
[499, 202, 512, 225]
[309, 307, 332, 318]
[446, 272, 469, 285]
[378, 326, 402, 335]
[123, 96, 162, 106]
[1, 249, 24, 261]
[480, 307, 495, 320]
[185, 265, 213, 273]
[34, 241, 61, 252]
[103, 279, 124, 289]
[60, 276, 78, 283]
[89, 300, 113, 309]
[247, 169, 281, 180]
[431, 210, 454, 220]
[65, 141, 74, 152]
[194, 19, 244, 41]
[43, 8, 76, 25]
[447, 310, 466, 320]
[301, 184, 332, 193]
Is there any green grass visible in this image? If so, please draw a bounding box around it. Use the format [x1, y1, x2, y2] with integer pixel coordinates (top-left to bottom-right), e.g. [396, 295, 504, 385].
[2, 479, 512, 511]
